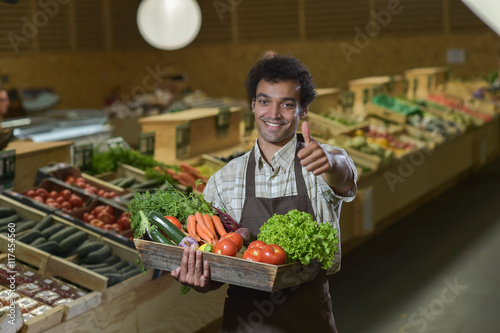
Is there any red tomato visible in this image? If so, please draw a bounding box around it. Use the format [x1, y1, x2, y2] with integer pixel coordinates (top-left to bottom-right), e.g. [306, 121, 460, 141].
[104, 223, 121, 232]
[261, 244, 287, 265]
[33, 196, 45, 203]
[65, 176, 75, 183]
[69, 196, 83, 208]
[214, 239, 238, 257]
[117, 216, 130, 230]
[242, 248, 262, 262]
[49, 191, 59, 199]
[45, 198, 55, 204]
[90, 219, 104, 229]
[60, 201, 73, 211]
[60, 189, 71, 200]
[97, 212, 115, 225]
[25, 190, 36, 198]
[55, 196, 65, 204]
[221, 232, 243, 251]
[248, 240, 267, 250]
[82, 213, 95, 223]
[103, 205, 114, 215]
[97, 189, 106, 197]
[164, 216, 182, 231]
[48, 202, 60, 209]
[35, 188, 48, 199]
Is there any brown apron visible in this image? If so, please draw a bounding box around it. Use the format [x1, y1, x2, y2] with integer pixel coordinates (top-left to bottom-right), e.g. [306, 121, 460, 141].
[219, 141, 338, 333]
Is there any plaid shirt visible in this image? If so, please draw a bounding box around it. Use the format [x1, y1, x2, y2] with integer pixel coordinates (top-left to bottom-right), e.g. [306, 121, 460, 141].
[203, 136, 357, 273]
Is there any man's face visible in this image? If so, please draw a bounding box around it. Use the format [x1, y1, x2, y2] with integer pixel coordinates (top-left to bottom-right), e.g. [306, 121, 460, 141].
[252, 80, 306, 147]
[0, 91, 9, 116]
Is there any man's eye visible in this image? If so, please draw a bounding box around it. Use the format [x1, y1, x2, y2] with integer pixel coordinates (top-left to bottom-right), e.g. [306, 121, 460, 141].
[282, 103, 295, 109]
[258, 100, 268, 105]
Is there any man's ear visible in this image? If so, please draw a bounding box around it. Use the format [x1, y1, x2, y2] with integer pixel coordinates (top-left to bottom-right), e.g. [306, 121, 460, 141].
[300, 106, 309, 118]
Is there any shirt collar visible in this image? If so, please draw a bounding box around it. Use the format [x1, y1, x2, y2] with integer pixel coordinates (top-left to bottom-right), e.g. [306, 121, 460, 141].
[254, 136, 297, 171]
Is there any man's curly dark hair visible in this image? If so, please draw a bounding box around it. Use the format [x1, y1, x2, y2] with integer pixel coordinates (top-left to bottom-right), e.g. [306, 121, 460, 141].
[245, 54, 317, 109]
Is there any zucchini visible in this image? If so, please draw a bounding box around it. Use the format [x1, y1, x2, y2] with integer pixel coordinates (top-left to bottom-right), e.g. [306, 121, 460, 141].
[32, 215, 54, 231]
[81, 263, 109, 270]
[30, 237, 47, 247]
[116, 176, 136, 188]
[17, 230, 43, 244]
[0, 207, 16, 219]
[0, 214, 22, 227]
[119, 263, 138, 274]
[34, 241, 59, 254]
[121, 268, 142, 280]
[92, 267, 119, 275]
[16, 220, 36, 233]
[110, 260, 129, 271]
[129, 178, 162, 190]
[76, 241, 106, 259]
[103, 273, 124, 287]
[41, 223, 65, 239]
[149, 212, 185, 245]
[85, 245, 112, 264]
[48, 226, 78, 243]
[103, 255, 121, 265]
[59, 231, 88, 254]
[147, 225, 175, 245]
[109, 177, 126, 186]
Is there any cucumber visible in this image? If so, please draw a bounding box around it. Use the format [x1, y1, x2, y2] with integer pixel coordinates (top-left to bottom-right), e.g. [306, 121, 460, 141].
[149, 212, 185, 245]
[17, 230, 43, 244]
[110, 260, 129, 271]
[0, 207, 16, 219]
[30, 237, 47, 247]
[48, 226, 78, 243]
[80, 263, 109, 270]
[59, 231, 88, 254]
[65, 239, 90, 257]
[103, 255, 121, 265]
[93, 267, 119, 275]
[116, 176, 136, 188]
[16, 221, 36, 233]
[41, 223, 65, 239]
[76, 241, 106, 259]
[32, 215, 54, 231]
[129, 178, 162, 190]
[121, 268, 142, 280]
[103, 273, 124, 286]
[34, 241, 59, 254]
[108, 177, 126, 186]
[119, 263, 138, 274]
[0, 214, 22, 227]
[85, 245, 112, 264]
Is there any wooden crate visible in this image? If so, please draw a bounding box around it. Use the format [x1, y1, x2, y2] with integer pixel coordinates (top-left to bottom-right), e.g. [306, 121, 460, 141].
[348, 76, 392, 117]
[404, 66, 448, 100]
[134, 239, 320, 292]
[139, 107, 243, 164]
[6, 141, 73, 193]
[308, 88, 341, 115]
[93, 164, 148, 184]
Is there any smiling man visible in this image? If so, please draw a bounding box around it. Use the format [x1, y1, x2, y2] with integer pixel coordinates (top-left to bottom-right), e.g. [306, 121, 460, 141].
[172, 55, 357, 332]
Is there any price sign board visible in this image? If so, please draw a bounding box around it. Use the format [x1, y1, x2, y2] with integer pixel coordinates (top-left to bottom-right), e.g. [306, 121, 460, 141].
[72, 143, 93, 172]
[139, 131, 155, 156]
[0, 149, 16, 190]
[106, 137, 130, 150]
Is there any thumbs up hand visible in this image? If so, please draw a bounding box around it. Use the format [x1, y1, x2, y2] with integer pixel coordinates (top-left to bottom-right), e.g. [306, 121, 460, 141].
[297, 121, 336, 176]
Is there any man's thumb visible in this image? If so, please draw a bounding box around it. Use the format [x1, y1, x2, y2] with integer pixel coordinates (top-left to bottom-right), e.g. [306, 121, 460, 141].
[302, 121, 313, 145]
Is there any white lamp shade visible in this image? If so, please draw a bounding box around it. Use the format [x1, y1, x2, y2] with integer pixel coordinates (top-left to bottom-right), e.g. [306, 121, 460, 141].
[462, 0, 500, 36]
[137, 0, 202, 50]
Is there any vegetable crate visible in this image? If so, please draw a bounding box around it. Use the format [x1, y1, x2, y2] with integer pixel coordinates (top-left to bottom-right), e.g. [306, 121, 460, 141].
[308, 88, 341, 115]
[134, 239, 320, 292]
[138, 107, 243, 164]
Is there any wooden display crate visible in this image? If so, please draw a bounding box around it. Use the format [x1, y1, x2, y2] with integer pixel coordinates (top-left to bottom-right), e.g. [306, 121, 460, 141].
[308, 88, 341, 115]
[348, 76, 392, 117]
[305, 109, 369, 138]
[93, 164, 148, 184]
[134, 239, 320, 292]
[404, 66, 448, 100]
[138, 107, 243, 164]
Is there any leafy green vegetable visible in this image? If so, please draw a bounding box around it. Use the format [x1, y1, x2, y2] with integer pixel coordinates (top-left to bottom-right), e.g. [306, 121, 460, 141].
[127, 181, 213, 239]
[89, 147, 160, 175]
[257, 210, 339, 270]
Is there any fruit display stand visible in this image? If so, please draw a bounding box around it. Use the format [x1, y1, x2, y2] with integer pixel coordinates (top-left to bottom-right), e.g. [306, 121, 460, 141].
[348, 76, 392, 117]
[6, 141, 73, 194]
[404, 66, 448, 100]
[138, 107, 243, 165]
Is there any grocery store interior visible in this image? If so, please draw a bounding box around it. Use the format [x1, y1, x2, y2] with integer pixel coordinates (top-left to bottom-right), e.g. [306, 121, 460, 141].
[0, 0, 499, 332]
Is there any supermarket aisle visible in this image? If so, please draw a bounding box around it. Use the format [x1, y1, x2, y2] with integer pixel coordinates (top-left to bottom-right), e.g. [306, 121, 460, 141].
[330, 156, 500, 333]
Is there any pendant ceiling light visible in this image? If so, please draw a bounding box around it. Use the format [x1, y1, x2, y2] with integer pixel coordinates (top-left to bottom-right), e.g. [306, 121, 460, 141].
[462, 0, 500, 36]
[137, 0, 202, 50]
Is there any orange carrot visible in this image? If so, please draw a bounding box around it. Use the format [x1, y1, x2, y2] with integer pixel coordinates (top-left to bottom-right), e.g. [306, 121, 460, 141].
[195, 212, 215, 242]
[202, 214, 217, 237]
[211, 215, 227, 237]
[186, 215, 201, 242]
[197, 227, 215, 245]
